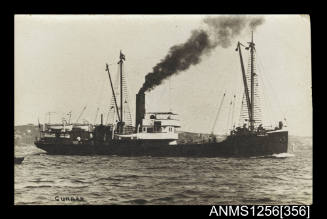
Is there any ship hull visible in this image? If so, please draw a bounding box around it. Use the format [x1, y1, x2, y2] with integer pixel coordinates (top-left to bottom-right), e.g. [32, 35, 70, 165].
[35, 131, 288, 157]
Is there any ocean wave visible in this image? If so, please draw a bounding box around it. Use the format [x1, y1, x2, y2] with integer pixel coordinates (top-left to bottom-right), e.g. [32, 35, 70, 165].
[146, 166, 170, 170]
[128, 199, 148, 205]
[271, 153, 295, 158]
[173, 192, 190, 198]
[71, 179, 90, 184]
[241, 197, 276, 204]
[15, 201, 43, 205]
[183, 189, 201, 195]
[28, 180, 54, 183]
[153, 196, 174, 202]
[251, 175, 288, 181]
[250, 153, 295, 159]
[95, 177, 121, 182]
[293, 176, 312, 181]
[56, 185, 90, 189]
[24, 185, 52, 189]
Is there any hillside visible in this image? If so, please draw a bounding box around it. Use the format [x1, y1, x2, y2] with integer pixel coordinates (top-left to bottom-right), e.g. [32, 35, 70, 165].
[14, 124, 39, 145]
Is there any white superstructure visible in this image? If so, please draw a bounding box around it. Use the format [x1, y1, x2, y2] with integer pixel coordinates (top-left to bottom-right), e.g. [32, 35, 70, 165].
[134, 112, 181, 144]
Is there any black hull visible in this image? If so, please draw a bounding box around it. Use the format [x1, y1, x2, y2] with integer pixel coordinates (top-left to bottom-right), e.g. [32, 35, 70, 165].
[35, 131, 288, 157]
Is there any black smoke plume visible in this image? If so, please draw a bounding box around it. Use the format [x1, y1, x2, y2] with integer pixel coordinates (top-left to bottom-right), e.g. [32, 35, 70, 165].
[138, 15, 265, 94]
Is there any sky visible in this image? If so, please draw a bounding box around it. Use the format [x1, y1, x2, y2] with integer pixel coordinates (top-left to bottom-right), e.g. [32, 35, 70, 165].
[14, 15, 312, 136]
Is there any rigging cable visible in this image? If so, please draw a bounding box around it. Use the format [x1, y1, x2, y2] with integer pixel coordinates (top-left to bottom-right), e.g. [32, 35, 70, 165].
[226, 99, 233, 134]
[231, 95, 236, 129]
[108, 67, 120, 124]
[121, 62, 133, 131]
[105, 108, 111, 125]
[94, 62, 117, 125]
[75, 106, 87, 123]
[257, 68, 275, 127]
[93, 107, 99, 124]
[211, 92, 226, 134]
[106, 64, 121, 125]
[256, 51, 287, 124]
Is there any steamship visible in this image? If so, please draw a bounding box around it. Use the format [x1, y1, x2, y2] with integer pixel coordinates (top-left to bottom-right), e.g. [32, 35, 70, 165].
[35, 34, 288, 157]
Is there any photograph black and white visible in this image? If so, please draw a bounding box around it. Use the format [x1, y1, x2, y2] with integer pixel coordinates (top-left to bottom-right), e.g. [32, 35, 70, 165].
[14, 15, 312, 205]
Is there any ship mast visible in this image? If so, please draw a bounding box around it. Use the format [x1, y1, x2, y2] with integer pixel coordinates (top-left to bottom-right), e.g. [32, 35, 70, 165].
[236, 31, 257, 131]
[236, 42, 252, 125]
[248, 31, 255, 131]
[105, 64, 121, 122]
[106, 51, 132, 133]
[117, 51, 126, 133]
[118, 51, 124, 123]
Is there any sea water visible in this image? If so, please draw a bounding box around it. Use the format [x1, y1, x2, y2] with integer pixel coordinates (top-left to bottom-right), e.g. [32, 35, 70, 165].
[14, 137, 312, 205]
